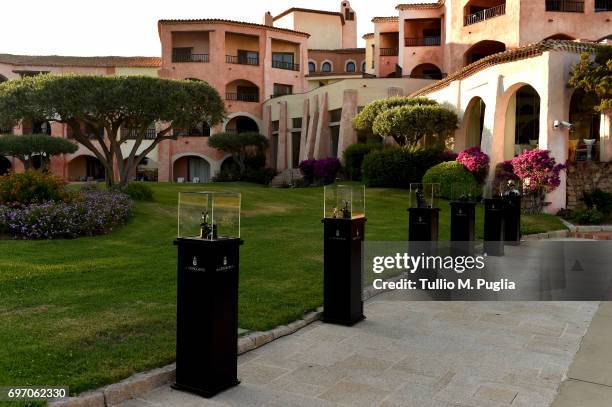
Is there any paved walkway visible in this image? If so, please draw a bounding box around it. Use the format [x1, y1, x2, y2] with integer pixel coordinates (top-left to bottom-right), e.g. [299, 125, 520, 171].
[120, 297, 598, 407]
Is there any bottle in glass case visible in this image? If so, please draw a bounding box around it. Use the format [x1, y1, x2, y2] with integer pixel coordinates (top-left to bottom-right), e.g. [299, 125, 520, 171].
[409, 183, 440, 209]
[178, 192, 241, 240]
[324, 184, 365, 220]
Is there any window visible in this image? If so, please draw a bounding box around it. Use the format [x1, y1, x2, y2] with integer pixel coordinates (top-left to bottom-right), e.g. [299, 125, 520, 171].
[321, 62, 332, 73]
[346, 61, 356, 72]
[308, 61, 316, 73]
[361, 61, 366, 72]
[292, 118, 303, 129]
[273, 83, 293, 97]
[237, 50, 259, 65]
[272, 52, 296, 70]
[345, 9, 355, 21]
[172, 47, 192, 62]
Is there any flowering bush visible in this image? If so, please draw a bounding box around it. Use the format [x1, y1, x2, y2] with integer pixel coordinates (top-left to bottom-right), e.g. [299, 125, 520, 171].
[0, 170, 67, 206]
[298, 159, 316, 184]
[314, 158, 342, 185]
[493, 160, 520, 191]
[511, 149, 565, 193]
[299, 158, 341, 185]
[456, 147, 489, 183]
[0, 190, 133, 239]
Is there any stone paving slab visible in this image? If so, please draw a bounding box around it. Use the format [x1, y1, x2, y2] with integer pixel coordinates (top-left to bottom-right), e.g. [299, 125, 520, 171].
[119, 298, 598, 407]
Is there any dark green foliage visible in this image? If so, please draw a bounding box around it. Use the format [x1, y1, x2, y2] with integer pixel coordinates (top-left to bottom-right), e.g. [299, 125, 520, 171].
[567, 208, 604, 225]
[120, 182, 154, 202]
[372, 104, 459, 146]
[0, 134, 78, 170]
[352, 96, 437, 134]
[343, 143, 380, 180]
[0, 75, 225, 186]
[422, 161, 480, 200]
[208, 132, 269, 177]
[582, 188, 612, 214]
[361, 146, 444, 188]
[568, 46, 612, 112]
[0, 170, 66, 205]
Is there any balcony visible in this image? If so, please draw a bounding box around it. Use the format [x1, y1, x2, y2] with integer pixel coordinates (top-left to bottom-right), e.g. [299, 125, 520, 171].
[226, 55, 259, 66]
[464, 3, 506, 25]
[172, 53, 209, 63]
[596, 0, 612, 11]
[272, 60, 300, 71]
[226, 92, 259, 103]
[404, 37, 441, 47]
[545, 0, 584, 12]
[380, 47, 399, 56]
[121, 128, 157, 140]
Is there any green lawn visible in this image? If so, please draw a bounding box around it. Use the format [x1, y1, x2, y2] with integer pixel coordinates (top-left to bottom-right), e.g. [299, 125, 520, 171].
[0, 182, 565, 396]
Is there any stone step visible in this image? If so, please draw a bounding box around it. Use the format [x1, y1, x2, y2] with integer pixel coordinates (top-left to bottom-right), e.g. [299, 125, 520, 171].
[270, 169, 302, 187]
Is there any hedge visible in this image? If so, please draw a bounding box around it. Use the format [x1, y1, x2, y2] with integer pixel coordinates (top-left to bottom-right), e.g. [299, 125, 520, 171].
[362, 147, 443, 188]
[422, 161, 480, 200]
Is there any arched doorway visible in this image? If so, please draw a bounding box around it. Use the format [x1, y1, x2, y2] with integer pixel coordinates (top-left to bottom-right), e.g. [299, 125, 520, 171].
[464, 40, 506, 65]
[410, 63, 443, 79]
[0, 156, 11, 175]
[544, 34, 575, 41]
[68, 155, 106, 181]
[225, 115, 259, 134]
[173, 155, 211, 183]
[502, 85, 541, 159]
[136, 157, 159, 181]
[225, 80, 259, 103]
[569, 89, 601, 161]
[463, 97, 486, 149]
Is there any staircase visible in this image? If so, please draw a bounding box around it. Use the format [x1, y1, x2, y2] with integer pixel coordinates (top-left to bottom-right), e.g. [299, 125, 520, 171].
[270, 168, 303, 187]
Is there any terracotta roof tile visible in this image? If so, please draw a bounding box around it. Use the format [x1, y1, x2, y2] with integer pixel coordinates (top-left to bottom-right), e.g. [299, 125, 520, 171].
[363, 33, 375, 40]
[0, 54, 161, 68]
[273, 7, 345, 24]
[158, 18, 310, 37]
[372, 16, 399, 23]
[396, 1, 445, 10]
[411, 40, 601, 96]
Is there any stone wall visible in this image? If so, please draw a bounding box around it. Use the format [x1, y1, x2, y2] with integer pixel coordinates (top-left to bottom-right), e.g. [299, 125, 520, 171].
[566, 161, 612, 210]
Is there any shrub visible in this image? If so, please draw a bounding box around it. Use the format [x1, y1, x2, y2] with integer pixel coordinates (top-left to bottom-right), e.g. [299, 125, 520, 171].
[511, 149, 565, 193]
[343, 143, 379, 180]
[298, 159, 316, 185]
[422, 161, 480, 199]
[582, 188, 612, 214]
[362, 146, 444, 188]
[493, 160, 519, 191]
[0, 170, 66, 206]
[244, 167, 278, 185]
[120, 182, 154, 201]
[440, 150, 458, 162]
[314, 158, 342, 185]
[213, 169, 241, 182]
[456, 147, 489, 183]
[569, 208, 604, 225]
[352, 96, 438, 134]
[0, 190, 133, 239]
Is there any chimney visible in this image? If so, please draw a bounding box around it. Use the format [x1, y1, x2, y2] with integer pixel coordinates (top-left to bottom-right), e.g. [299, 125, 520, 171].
[263, 11, 273, 26]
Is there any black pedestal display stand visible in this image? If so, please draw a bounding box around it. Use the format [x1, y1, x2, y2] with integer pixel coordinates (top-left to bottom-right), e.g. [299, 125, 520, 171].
[172, 238, 241, 398]
[450, 201, 476, 255]
[483, 198, 505, 256]
[322, 217, 366, 326]
[503, 195, 521, 245]
[408, 208, 440, 282]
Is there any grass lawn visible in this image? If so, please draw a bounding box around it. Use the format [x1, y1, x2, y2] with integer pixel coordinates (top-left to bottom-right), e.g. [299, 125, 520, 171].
[0, 182, 566, 396]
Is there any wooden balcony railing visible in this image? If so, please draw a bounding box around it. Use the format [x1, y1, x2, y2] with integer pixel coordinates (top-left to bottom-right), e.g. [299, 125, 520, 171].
[122, 128, 157, 140]
[271, 60, 300, 71]
[225, 92, 259, 103]
[595, 0, 612, 11]
[226, 55, 259, 66]
[172, 53, 210, 63]
[545, 0, 584, 12]
[404, 36, 441, 47]
[464, 3, 506, 25]
[380, 47, 399, 56]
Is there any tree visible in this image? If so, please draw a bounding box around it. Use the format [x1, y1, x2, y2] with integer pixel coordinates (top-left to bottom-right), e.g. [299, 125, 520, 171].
[0, 134, 78, 170]
[0, 75, 225, 186]
[352, 96, 437, 135]
[208, 132, 268, 176]
[568, 45, 612, 112]
[372, 104, 458, 146]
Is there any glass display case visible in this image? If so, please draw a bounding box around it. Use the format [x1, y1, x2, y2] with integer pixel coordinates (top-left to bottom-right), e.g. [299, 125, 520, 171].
[500, 179, 522, 198]
[409, 183, 440, 209]
[451, 183, 482, 203]
[483, 182, 503, 200]
[323, 184, 365, 219]
[178, 192, 241, 239]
